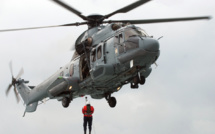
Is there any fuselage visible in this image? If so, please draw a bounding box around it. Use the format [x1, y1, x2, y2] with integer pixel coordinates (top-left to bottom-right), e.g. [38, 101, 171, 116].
[27, 23, 160, 105]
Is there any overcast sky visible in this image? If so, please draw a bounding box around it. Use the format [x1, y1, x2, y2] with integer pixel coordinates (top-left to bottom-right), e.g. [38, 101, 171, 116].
[0, 0, 215, 134]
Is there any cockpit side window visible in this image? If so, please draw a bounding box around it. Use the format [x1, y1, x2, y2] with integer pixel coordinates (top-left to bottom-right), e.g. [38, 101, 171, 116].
[114, 33, 124, 44]
[114, 33, 124, 54]
[118, 33, 124, 54]
[119, 34, 123, 44]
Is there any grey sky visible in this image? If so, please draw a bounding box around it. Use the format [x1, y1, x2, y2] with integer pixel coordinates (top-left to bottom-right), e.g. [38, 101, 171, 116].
[0, 0, 215, 134]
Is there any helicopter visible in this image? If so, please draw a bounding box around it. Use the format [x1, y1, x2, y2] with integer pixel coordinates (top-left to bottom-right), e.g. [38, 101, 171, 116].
[3, 0, 210, 115]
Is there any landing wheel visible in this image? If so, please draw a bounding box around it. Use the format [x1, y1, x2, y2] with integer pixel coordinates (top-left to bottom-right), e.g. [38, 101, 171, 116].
[131, 83, 139, 89]
[133, 75, 139, 84]
[62, 97, 70, 108]
[139, 76, 146, 85]
[131, 75, 139, 89]
[108, 97, 117, 108]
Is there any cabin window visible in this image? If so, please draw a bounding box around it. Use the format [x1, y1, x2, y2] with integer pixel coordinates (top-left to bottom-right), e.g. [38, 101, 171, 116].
[119, 33, 123, 44]
[69, 64, 74, 77]
[97, 45, 102, 59]
[91, 49, 96, 62]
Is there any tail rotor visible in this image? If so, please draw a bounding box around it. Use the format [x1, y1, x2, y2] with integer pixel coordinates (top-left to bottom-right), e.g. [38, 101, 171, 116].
[6, 61, 24, 103]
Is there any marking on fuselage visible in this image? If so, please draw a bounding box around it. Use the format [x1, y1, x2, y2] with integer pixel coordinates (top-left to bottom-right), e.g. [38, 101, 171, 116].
[115, 48, 118, 54]
[130, 60, 134, 68]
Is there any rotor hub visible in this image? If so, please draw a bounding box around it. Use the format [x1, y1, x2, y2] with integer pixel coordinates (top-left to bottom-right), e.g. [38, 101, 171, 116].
[86, 14, 104, 28]
[87, 14, 104, 20]
[12, 77, 16, 85]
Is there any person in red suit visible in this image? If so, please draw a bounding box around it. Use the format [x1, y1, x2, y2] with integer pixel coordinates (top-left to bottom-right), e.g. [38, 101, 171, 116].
[82, 100, 94, 134]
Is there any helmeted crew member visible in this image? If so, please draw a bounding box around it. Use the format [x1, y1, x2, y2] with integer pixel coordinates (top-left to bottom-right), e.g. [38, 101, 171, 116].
[82, 100, 94, 134]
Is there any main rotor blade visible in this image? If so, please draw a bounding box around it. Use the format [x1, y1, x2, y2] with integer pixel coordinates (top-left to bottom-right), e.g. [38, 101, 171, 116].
[15, 68, 24, 80]
[104, 16, 211, 24]
[52, 0, 88, 20]
[0, 22, 87, 32]
[104, 0, 151, 19]
[6, 84, 13, 96]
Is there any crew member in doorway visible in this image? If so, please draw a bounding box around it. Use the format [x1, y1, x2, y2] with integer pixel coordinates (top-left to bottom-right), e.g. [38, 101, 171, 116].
[82, 101, 94, 134]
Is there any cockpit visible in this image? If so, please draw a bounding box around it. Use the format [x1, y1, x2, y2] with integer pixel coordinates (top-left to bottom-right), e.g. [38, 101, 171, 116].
[114, 27, 149, 55]
[124, 27, 149, 41]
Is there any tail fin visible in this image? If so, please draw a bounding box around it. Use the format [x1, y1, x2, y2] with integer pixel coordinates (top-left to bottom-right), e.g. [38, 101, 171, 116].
[25, 102, 38, 112]
[16, 82, 39, 114]
[23, 102, 38, 117]
[16, 82, 30, 104]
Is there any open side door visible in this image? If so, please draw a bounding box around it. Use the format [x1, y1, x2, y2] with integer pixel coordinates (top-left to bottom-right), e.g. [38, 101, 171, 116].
[79, 53, 90, 81]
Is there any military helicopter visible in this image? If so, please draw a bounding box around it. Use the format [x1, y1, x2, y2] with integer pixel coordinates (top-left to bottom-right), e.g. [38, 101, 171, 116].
[3, 0, 210, 115]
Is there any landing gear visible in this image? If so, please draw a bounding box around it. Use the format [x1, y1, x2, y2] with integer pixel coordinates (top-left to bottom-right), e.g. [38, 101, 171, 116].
[62, 93, 73, 108]
[130, 75, 146, 89]
[139, 76, 145, 85]
[105, 94, 117, 108]
[62, 97, 70, 108]
[131, 83, 139, 88]
[131, 75, 139, 89]
[108, 97, 117, 107]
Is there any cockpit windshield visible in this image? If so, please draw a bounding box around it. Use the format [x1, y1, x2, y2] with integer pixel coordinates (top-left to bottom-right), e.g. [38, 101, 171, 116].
[124, 28, 149, 40]
[136, 27, 149, 37]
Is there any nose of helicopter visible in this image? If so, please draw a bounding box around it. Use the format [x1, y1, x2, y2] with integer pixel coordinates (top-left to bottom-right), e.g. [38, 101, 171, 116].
[141, 38, 159, 52]
[117, 37, 160, 65]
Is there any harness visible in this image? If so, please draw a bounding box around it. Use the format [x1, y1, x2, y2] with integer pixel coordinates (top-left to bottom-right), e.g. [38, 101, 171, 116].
[85, 105, 92, 116]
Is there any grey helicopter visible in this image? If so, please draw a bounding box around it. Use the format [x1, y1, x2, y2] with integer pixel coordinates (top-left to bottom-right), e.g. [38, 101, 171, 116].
[3, 0, 210, 115]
